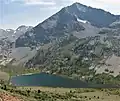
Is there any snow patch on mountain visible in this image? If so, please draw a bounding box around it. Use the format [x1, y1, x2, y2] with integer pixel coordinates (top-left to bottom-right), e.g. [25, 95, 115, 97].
[77, 18, 88, 24]
[6, 29, 12, 32]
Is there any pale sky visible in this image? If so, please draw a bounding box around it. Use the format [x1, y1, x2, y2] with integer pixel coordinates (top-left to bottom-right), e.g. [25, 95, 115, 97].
[0, 0, 120, 29]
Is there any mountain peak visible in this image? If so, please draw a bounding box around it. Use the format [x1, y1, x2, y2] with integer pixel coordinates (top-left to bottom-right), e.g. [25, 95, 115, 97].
[65, 3, 119, 27]
[16, 25, 27, 30]
[6, 29, 14, 32]
[72, 2, 86, 6]
[16, 25, 33, 32]
[16, 3, 120, 47]
[69, 2, 88, 13]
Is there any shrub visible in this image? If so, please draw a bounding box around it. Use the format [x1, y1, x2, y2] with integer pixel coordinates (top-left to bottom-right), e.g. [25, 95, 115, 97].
[38, 89, 41, 93]
[105, 69, 109, 72]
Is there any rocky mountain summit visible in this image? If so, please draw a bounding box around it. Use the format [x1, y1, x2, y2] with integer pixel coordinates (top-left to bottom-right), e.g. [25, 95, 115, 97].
[15, 3, 120, 47]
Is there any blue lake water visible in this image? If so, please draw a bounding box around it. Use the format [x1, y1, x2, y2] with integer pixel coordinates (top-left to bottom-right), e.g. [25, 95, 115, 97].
[11, 73, 88, 88]
[11, 73, 119, 88]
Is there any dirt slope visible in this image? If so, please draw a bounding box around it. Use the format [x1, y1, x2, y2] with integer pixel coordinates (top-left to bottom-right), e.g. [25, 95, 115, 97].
[0, 93, 23, 101]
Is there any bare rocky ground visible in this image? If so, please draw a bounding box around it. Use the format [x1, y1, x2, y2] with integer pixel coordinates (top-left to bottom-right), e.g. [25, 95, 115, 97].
[96, 54, 120, 76]
[0, 92, 23, 101]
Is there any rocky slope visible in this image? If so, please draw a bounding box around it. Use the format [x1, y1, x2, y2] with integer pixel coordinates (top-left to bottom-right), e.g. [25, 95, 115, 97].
[1, 2, 120, 78]
[26, 26, 120, 77]
[15, 3, 119, 77]
[15, 2, 120, 47]
[0, 25, 32, 42]
[0, 26, 33, 66]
